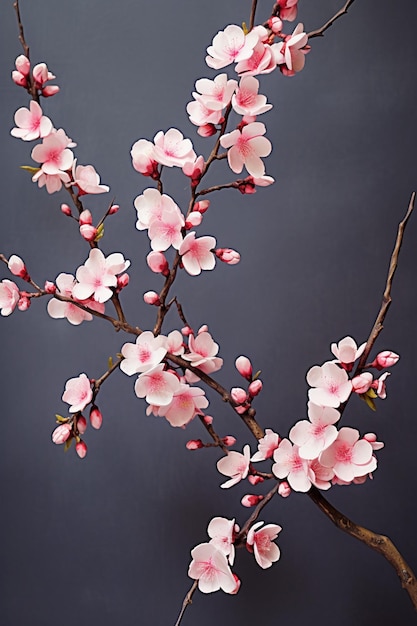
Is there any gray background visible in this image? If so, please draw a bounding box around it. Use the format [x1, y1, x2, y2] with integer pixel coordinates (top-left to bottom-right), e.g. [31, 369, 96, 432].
[1, 1, 417, 624]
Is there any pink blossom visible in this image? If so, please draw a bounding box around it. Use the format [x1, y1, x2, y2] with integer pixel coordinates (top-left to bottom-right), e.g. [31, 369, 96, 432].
[134, 188, 183, 236]
[188, 543, 236, 594]
[235, 40, 276, 76]
[153, 128, 196, 168]
[11, 101, 53, 141]
[193, 73, 238, 111]
[251, 428, 280, 461]
[32, 169, 70, 194]
[179, 232, 216, 276]
[331, 336, 366, 370]
[309, 458, 334, 490]
[220, 122, 272, 177]
[289, 402, 340, 460]
[51, 423, 72, 445]
[31, 128, 74, 175]
[0, 280, 20, 316]
[134, 365, 180, 406]
[272, 439, 314, 492]
[186, 98, 222, 128]
[277, 0, 299, 21]
[62, 373, 93, 413]
[235, 355, 253, 380]
[72, 248, 130, 303]
[183, 331, 223, 376]
[364, 432, 385, 451]
[246, 521, 282, 569]
[319, 427, 377, 482]
[205, 25, 259, 70]
[351, 372, 373, 394]
[372, 372, 390, 399]
[215, 248, 240, 265]
[120, 331, 167, 376]
[207, 517, 238, 565]
[72, 161, 110, 195]
[232, 76, 272, 117]
[166, 330, 185, 356]
[306, 361, 352, 408]
[8, 254, 30, 280]
[131, 138, 158, 177]
[278, 481, 291, 497]
[371, 350, 400, 370]
[272, 23, 308, 74]
[148, 204, 184, 251]
[47, 272, 105, 325]
[158, 383, 209, 427]
[217, 445, 251, 488]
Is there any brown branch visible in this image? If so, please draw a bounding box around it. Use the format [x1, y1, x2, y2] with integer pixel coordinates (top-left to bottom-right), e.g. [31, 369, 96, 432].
[174, 581, 198, 626]
[235, 482, 280, 545]
[307, 0, 356, 39]
[308, 487, 417, 609]
[13, 0, 39, 102]
[249, 0, 258, 31]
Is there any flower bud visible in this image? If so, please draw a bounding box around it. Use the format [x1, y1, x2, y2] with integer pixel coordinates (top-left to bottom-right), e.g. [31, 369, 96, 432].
[146, 251, 169, 275]
[41, 85, 60, 97]
[231, 387, 247, 404]
[17, 295, 30, 311]
[215, 248, 240, 265]
[116, 273, 130, 291]
[203, 415, 213, 425]
[194, 200, 210, 214]
[248, 474, 264, 486]
[185, 211, 203, 229]
[108, 204, 119, 215]
[268, 16, 283, 34]
[197, 123, 217, 137]
[60, 203, 72, 216]
[372, 350, 400, 370]
[32, 63, 49, 86]
[235, 405, 249, 414]
[79, 209, 93, 225]
[15, 55, 30, 76]
[278, 481, 291, 498]
[241, 494, 264, 507]
[237, 178, 256, 194]
[77, 415, 87, 434]
[75, 440, 88, 459]
[228, 574, 241, 595]
[181, 325, 193, 337]
[12, 70, 27, 87]
[186, 439, 204, 450]
[235, 356, 253, 381]
[89, 405, 103, 430]
[79, 224, 98, 242]
[143, 291, 161, 306]
[44, 281, 56, 294]
[8, 254, 30, 281]
[52, 423, 72, 444]
[248, 379, 263, 397]
[351, 372, 373, 394]
[222, 436, 237, 447]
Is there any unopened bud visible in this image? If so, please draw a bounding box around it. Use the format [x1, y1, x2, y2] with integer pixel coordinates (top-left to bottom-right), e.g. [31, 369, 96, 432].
[186, 439, 204, 450]
[60, 203, 72, 216]
[17, 295, 30, 311]
[278, 481, 291, 498]
[143, 290, 161, 306]
[79, 224, 98, 241]
[194, 200, 210, 214]
[351, 372, 373, 394]
[197, 123, 217, 137]
[79, 209, 93, 225]
[268, 16, 283, 34]
[248, 474, 264, 486]
[8, 254, 30, 281]
[108, 204, 119, 215]
[32, 63, 48, 86]
[41, 85, 60, 97]
[241, 494, 264, 507]
[15, 55, 30, 76]
[12, 70, 27, 87]
[181, 325, 193, 337]
[75, 440, 88, 459]
[215, 248, 240, 265]
[235, 405, 249, 414]
[52, 423, 72, 444]
[372, 350, 400, 370]
[89, 405, 103, 430]
[235, 356, 253, 381]
[203, 415, 213, 425]
[116, 273, 129, 290]
[147, 251, 169, 275]
[44, 280, 56, 294]
[248, 379, 263, 397]
[77, 415, 87, 434]
[222, 436, 237, 447]
[237, 178, 256, 194]
[185, 211, 203, 229]
[231, 387, 248, 404]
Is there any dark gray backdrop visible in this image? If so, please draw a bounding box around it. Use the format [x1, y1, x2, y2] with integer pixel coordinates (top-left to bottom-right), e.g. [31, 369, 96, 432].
[1, 1, 417, 624]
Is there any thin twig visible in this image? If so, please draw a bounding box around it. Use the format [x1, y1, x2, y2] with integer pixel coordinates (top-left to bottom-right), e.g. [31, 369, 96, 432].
[307, 0, 356, 39]
[235, 482, 280, 545]
[174, 581, 198, 626]
[249, 0, 258, 31]
[13, 0, 39, 102]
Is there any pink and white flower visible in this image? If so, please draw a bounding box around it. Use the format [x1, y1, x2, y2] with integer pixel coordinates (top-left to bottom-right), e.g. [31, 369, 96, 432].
[272, 439, 314, 492]
[371, 351, 400, 370]
[158, 383, 209, 427]
[205, 25, 259, 70]
[134, 365, 180, 406]
[153, 128, 196, 168]
[72, 248, 130, 303]
[306, 361, 352, 408]
[232, 76, 272, 117]
[289, 402, 340, 460]
[331, 336, 366, 370]
[272, 23, 308, 74]
[72, 160, 109, 195]
[192, 73, 238, 111]
[220, 122, 272, 177]
[251, 428, 280, 461]
[235, 40, 276, 76]
[0, 279, 20, 316]
[208, 517, 238, 565]
[372, 372, 390, 399]
[246, 521, 282, 569]
[32, 169, 70, 194]
[277, 0, 299, 21]
[217, 445, 251, 488]
[179, 232, 216, 276]
[148, 204, 184, 251]
[183, 330, 223, 376]
[47, 272, 105, 325]
[31, 128, 74, 175]
[131, 138, 158, 177]
[319, 427, 377, 483]
[11, 101, 53, 141]
[62, 373, 93, 413]
[188, 543, 236, 594]
[120, 331, 167, 376]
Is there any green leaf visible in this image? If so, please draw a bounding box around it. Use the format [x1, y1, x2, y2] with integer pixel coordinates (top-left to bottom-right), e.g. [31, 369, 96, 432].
[20, 165, 41, 174]
[242, 22, 248, 35]
[64, 437, 73, 452]
[108, 356, 113, 369]
[55, 414, 69, 423]
[253, 370, 262, 380]
[361, 393, 376, 412]
[94, 223, 104, 241]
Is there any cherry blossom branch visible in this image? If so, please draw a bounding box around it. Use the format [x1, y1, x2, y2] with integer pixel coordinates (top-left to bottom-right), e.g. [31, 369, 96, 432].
[355, 192, 416, 372]
[249, 0, 258, 32]
[174, 581, 198, 626]
[307, 0, 357, 39]
[13, 0, 38, 102]
[308, 486, 417, 609]
[235, 482, 280, 545]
